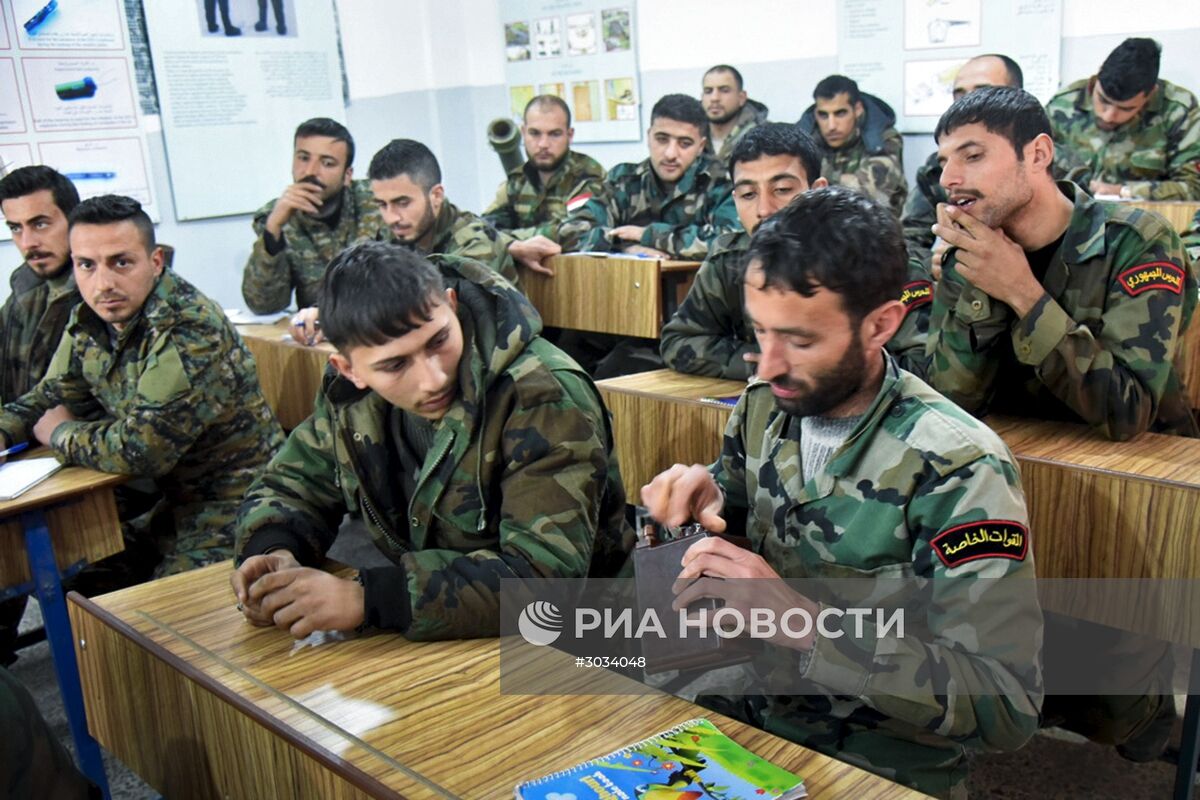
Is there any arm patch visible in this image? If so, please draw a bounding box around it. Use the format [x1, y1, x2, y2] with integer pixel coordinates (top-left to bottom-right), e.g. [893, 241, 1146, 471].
[900, 280, 934, 314]
[1116, 262, 1184, 297]
[931, 520, 1028, 568]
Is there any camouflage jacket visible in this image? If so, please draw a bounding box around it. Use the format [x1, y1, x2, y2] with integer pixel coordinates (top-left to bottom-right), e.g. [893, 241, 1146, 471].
[1185, 206, 1200, 263]
[659, 230, 934, 380]
[927, 181, 1199, 440]
[0, 246, 176, 404]
[713, 357, 1042, 797]
[705, 99, 770, 165]
[0, 266, 79, 405]
[554, 154, 739, 260]
[236, 257, 634, 640]
[1047, 78, 1200, 200]
[242, 179, 386, 313]
[0, 270, 284, 567]
[900, 151, 944, 271]
[482, 150, 606, 240]
[415, 199, 520, 289]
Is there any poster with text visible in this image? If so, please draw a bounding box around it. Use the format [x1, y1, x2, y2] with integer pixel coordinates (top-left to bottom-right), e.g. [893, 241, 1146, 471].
[502, 0, 639, 143]
[837, 0, 1061, 133]
[143, 0, 344, 220]
[0, 0, 159, 241]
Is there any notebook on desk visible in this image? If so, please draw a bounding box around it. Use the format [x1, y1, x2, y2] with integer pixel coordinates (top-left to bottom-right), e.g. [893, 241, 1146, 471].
[514, 717, 806, 799]
[0, 457, 63, 501]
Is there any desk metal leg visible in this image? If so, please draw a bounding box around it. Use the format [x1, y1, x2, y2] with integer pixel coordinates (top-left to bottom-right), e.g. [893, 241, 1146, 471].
[1175, 648, 1200, 800]
[22, 509, 111, 799]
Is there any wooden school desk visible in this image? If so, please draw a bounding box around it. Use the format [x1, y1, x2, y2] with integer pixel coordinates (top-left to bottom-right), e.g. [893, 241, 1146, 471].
[0, 453, 126, 797]
[523, 254, 701, 338]
[238, 320, 334, 429]
[1126, 200, 1200, 234]
[68, 562, 928, 799]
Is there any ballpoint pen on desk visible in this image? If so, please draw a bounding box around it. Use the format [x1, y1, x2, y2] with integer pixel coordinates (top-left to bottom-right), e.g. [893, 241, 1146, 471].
[0, 442, 31, 459]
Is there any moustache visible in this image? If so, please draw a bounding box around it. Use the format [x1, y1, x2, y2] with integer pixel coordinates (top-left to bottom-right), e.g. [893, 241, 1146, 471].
[299, 175, 325, 189]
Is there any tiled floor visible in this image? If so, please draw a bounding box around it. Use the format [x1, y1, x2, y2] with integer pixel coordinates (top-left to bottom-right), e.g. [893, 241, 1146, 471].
[8, 524, 1193, 798]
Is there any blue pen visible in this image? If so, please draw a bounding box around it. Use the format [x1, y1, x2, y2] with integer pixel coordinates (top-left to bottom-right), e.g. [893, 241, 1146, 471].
[0, 442, 30, 458]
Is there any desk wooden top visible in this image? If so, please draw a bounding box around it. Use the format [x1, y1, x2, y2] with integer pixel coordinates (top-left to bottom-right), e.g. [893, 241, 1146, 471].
[237, 320, 337, 356]
[1126, 200, 1199, 233]
[0, 449, 125, 518]
[237, 320, 333, 429]
[76, 563, 924, 799]
[598, 368, 746, 405]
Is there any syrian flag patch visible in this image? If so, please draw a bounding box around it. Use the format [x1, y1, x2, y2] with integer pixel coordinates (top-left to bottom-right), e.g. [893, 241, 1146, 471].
[566, 192, 592, 212]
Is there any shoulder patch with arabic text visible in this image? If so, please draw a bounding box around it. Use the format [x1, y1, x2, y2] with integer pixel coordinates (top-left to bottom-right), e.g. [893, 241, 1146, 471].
[931, 520, 1028, 568]
[1117, 262, 1184, 297]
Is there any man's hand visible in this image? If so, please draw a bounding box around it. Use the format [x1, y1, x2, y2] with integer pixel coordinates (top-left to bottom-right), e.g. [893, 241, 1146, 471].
[641, 463, 726, 531]
[610, 225, 646, 243]
[289, 307, 324, 346]
[671, 537, 819, 651]
[1089, 180, 1124, 197]
[932, 203, 1045, 317]
[264, 180, 325, 237]
[246, 565, 365, 638]
[32, 406, 76, 446]
[508, 235, 561, 275]
[621, 245, 671, 258]
[231, 550, 301, 625]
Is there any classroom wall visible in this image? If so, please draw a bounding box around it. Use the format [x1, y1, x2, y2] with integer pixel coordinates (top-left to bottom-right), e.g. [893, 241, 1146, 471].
[1, 0, 1198, 309]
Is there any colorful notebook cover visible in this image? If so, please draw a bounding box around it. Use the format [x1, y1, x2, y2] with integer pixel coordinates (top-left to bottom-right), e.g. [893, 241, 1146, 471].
[514, 718, 806, 800]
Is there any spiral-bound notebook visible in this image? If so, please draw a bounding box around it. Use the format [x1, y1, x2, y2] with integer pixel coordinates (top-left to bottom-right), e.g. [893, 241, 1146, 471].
[514, 718, 806, 800]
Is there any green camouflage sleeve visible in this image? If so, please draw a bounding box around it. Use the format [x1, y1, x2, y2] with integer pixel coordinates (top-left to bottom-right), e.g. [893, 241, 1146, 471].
[241, 204, 296, 314]
[524, 171, 610, 242]
[46, 335, 228, 476]
[235, 385, 347, 563]
[888, 269, 933, 380]
[926, 258, 1019, 414]
[640, 185, 738, 261]
[454, 221, 522, 288]
[0, 332, 96, 446]
[1185, 208, 1200, 263]
[1125, 101, 1200, 200]
[801, 448, 1042, 754]
[555, 185, 620, 252]
[837, 131, 909, 217]
[400, 369, 610, 640]
[481, 178, 519, 234]
[660, 252, 757, 380]
[900, 160, 940, 269]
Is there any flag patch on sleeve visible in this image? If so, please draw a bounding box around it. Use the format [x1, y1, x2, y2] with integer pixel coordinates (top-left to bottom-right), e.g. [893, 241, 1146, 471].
[931, 520, 1028, 568]
[1117, 262, 1184, 297]
[566, 192, 592, 212]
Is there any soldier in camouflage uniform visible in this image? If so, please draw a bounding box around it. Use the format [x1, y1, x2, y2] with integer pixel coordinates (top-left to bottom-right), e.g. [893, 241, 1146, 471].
[232, 242, 633, 640]
[1047, 38, 1200, 200]
[797, 75, 907, 217]
[482, 95, 606, 240]
[901, 54, 1025, 274]
[0, 666, 96, 799]
[0, 196, 284, 578]
[555, 94, 738, 260]
[241, 118, 386, 313]
[701, 65, 769, 164]
[928, 88, 1198, 440]
[662, 123, 931, 380]
[644, 189, 1042, 799]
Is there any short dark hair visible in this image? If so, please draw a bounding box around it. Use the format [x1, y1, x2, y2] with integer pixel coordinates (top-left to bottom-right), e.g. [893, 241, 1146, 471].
[68, 194, 155, 252]
[367, 139, 442, 192]
[0, 165, 80, 217]
[745, 186, 904, 323]
[524, 94, 571, 127]
[704, 64, 744, 91]
[1098, 37, 1161, 101]
[934, 86, 1051, 161]
[813, 74, 861, 106]
[294, 117, 355, 168]
[320, 241, 447, 351]
[975, 53, 1024, 89]
[728, 123, 822, 185]
[650, 94, 710, 139]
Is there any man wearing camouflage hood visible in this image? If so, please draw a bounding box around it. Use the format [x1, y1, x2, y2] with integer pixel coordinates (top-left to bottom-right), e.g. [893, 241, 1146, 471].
[644, 187, 1043, 799]
[232, 243, 633, 640]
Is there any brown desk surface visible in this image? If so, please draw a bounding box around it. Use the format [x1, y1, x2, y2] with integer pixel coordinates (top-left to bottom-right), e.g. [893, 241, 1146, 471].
[1126, 200, 1199, 233]
[238, 320, 333, 430]
[0, 450, 125, 590]
[70, 563, 925, 799]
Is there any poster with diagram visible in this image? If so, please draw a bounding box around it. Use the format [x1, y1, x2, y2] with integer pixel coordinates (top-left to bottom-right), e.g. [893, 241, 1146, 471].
[837, 0, 1061, 133]
[0, 0, 159, 241]
[502, 0, 639, 143]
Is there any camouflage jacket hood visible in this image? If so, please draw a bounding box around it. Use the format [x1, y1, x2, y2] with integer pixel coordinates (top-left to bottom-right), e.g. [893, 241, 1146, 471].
[798, 91, 898, 156]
